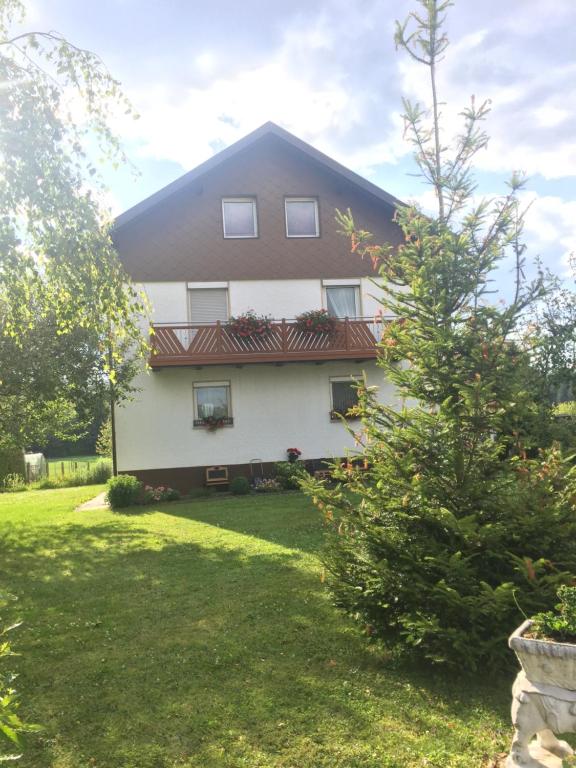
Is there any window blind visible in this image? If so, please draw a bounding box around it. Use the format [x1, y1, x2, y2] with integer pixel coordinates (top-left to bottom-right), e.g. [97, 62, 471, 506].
[188, 288, 229, 324]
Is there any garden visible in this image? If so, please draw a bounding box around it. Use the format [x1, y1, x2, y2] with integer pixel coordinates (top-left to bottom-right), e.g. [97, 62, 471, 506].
[0, 486, 513, 767]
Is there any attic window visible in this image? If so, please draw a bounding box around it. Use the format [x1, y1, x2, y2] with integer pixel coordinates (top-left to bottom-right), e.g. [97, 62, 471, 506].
[285, 198, 319, 238]
[222, 198, 257, 238]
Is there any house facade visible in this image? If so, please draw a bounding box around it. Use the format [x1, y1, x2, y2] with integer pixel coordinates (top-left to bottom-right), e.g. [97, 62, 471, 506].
[112, 122, 404, 491]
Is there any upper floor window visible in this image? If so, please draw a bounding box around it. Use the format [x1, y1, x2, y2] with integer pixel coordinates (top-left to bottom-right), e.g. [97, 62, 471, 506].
[285, 198, 319, 238]
[326, 285, 360, 318]
[222, 198, 257, 238]
[188, 287, 229, 324]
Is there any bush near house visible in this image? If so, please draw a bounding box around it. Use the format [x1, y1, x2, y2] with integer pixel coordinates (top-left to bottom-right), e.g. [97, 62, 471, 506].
[106, 474, 142, 508]
[274, 461, 307, 490]
[230, 476, 250, 495]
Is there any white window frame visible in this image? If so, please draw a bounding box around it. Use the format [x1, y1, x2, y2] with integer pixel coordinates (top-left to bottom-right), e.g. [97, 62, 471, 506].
[329, 376, 362, 420]
[193, 381, 233, 426]
[285, 197, 319, 238]
[324, 284, 362, 318]
[222, 197, 258, 239]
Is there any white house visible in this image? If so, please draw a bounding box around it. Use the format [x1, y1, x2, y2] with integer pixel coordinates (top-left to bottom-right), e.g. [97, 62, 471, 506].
[112, 122, 404, 490]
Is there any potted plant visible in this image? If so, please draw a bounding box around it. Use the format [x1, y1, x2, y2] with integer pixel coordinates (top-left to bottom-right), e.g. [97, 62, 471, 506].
[510, 585, 576, 688]
[506, 586, 576, 767]
[286, 447, 301, 463]
[295, 309, 336, 335]
[227, 310, 272, 338]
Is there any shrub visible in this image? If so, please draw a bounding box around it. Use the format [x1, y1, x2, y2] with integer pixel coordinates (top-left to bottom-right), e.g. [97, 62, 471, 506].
[532, 585, 576, 643]
[230, 476, 250, 495]
[294, 309, 336, 335]
[274, 461, 307, 490]
[0, 448, 25, 485]
[106, 474, 142, 509]
[1, 473, 26, 492]
[86, 459, 112, 484]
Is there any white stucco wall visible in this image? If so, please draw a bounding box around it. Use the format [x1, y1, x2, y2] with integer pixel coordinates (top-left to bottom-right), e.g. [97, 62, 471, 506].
[229, 280, 321, 318]
[142, 278, 389, 323]
[143, 282, 188, 324]
[116, 360, 398, 471]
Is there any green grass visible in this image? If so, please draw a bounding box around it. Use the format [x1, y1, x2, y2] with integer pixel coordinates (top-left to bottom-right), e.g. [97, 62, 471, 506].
[47, 455, 100, 477]
[0, 487, 512, 767]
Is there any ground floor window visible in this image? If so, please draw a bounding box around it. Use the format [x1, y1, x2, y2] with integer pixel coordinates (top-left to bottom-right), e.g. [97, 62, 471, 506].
[330, 377, 361, 420]
[193, 382, 233, 427]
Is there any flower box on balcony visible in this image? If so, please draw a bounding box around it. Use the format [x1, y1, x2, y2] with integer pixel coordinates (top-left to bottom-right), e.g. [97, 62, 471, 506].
[227, 311, 272, 338]
[295, 309, 336, 335]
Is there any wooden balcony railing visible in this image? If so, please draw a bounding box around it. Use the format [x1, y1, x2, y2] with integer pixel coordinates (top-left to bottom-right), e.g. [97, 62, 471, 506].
[150, 318, 386, 367]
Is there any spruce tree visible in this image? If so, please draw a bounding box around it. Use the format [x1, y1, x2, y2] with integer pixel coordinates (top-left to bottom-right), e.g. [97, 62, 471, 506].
[304, 0, 576, 669]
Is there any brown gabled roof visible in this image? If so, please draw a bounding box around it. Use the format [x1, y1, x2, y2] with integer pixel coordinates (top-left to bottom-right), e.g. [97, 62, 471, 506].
[114, 121, 403, 230]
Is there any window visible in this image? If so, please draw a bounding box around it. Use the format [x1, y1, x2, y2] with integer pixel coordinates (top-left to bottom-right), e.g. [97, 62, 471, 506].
[222, 198, 257, 238]
[285, 198, 319, 237]
[330, 377, 361, 420]
[326, 285, 359, 318]
[193, 382, 233, 427]
[188, 288, 229, 324]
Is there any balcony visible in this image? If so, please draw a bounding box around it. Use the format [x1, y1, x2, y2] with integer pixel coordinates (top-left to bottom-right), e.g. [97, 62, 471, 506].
[150, 318, 385, 367]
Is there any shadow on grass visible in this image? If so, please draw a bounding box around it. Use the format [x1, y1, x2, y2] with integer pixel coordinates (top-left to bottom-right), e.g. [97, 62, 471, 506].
[0, 517, 511, 768]
[144, 491, 325, 554]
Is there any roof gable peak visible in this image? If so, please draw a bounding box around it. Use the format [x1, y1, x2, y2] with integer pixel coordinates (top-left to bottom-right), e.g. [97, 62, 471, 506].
[114, 122, 403, 230]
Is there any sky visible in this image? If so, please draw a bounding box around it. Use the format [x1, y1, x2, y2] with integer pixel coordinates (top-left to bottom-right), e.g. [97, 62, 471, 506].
[25, 0, 576, 288]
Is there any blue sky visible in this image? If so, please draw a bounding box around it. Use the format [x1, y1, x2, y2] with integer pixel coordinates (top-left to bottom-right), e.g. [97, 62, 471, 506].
[26, 0, 576, 287]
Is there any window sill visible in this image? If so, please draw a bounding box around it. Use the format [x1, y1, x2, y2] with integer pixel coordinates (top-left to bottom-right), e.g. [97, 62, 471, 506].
[193, 417, 234, 429]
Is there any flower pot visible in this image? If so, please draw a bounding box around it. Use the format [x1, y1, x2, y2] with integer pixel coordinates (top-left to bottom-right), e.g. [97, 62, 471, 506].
[509, 619, 576, 690]
[506, 620, 576, 767]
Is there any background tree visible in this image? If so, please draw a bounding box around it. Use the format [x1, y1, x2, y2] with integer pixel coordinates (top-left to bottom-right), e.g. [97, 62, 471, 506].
[304, 0, 576, 670]
[95, 418, 112, 458]
[518, 262, 576, 451]
[0, 315, 139, 462]
[0, 0, 148, 457]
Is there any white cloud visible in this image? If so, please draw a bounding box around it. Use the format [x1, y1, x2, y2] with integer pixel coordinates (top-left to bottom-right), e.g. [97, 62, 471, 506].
[114, 1, 404, 172]
[520, 193, 576, 274]
[113, 0, 576, 188]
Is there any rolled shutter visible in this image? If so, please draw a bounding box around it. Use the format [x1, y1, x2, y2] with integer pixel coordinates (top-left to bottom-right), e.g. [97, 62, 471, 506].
[188, 289, 229, 324]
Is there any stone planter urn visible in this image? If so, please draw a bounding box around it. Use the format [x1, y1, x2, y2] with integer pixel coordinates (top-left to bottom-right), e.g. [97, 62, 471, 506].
[507, 619, 576, 767]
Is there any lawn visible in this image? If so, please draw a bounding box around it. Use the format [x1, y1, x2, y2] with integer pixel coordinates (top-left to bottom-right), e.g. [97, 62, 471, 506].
[0, 487, 512, 767]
